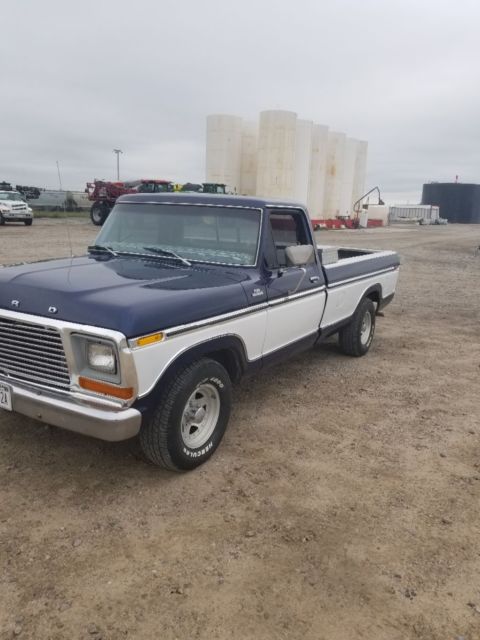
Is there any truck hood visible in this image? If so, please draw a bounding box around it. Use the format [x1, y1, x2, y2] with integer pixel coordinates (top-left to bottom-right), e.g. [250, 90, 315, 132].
[0, 201, 28, 211]
[0, 255, 251, 337]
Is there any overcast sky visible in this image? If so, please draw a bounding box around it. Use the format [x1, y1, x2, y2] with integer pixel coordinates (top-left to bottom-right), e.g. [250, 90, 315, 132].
[2, 0, 479, 203]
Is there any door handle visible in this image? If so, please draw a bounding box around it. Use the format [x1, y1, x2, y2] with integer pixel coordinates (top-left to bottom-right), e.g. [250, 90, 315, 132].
[310, 276, 320, 283]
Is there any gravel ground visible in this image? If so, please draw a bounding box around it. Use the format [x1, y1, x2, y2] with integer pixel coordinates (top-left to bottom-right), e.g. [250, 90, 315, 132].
[0, 219, 479, 640]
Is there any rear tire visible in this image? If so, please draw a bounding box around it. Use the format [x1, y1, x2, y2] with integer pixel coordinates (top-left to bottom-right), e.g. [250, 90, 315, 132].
[140, 358, 232, 471]
[0, 214, 4, 225]
[339, 297, 376, 357]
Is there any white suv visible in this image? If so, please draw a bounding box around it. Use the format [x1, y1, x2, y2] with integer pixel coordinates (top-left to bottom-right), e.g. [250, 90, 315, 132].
[0, 191, 34, 226]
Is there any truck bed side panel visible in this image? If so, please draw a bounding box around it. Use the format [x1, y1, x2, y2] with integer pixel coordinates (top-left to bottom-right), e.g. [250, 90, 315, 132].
[321, 250, 399, 287]
[320, 269, 399, 328]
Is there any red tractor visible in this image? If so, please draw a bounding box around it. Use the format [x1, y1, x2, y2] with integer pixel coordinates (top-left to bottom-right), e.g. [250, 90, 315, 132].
[86, 179, 174, 225]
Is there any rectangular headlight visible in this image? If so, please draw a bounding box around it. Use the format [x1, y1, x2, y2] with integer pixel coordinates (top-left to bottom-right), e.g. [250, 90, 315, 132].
[86, 342, 117, 374]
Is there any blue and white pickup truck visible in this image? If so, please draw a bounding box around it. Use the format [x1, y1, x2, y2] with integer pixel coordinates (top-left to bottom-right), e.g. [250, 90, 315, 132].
[0, 194, 399, 470]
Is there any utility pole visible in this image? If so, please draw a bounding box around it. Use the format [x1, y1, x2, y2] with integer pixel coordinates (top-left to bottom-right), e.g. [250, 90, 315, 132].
[56, 160, 63, 191]
[113, 149, 123, 181]
[56, 160, 66, 212]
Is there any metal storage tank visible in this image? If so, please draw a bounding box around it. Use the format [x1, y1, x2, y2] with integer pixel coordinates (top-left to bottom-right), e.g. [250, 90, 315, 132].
[339, 138, 358, 218]
[206, 114, 243, 193]
[256, 110, 297, 199]
[323, 131, 346, 218]
[421, 182, 480, 223]
[293, 119, 313, 204]
[307, 124, 329, 219]
[351, 140, 368, 212]
[239, 121, 258, 196]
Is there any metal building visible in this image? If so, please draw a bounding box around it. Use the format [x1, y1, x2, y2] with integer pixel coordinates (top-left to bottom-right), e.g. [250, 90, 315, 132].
[422, 183, 480, 223]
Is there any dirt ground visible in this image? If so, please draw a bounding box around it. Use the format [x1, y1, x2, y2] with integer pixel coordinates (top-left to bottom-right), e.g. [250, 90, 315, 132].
[0, 219, 479, 640]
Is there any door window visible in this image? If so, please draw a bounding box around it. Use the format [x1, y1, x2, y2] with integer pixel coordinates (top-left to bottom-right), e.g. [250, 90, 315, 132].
[269, 211, 309, 267]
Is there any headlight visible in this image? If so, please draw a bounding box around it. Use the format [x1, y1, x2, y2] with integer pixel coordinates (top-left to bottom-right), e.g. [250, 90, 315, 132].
[86, 341, 117, 374]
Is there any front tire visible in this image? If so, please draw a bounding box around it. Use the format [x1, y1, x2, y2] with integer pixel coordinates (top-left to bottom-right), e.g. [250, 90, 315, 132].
[140, 358, 232, 471]
[24, 219, 33, 226]
[90, 203, 109, 226]
[339, 297, 376, 357]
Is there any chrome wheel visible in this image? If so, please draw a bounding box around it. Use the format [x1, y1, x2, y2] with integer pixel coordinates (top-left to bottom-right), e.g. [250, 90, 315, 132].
[181, 383, 220, 449]
[360, 310, 372, 345]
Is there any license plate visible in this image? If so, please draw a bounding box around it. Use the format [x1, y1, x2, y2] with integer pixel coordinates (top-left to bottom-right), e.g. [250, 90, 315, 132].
[0, 383, 12, 411]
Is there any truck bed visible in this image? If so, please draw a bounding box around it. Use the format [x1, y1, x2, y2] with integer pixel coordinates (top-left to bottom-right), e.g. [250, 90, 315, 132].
[317, 245, 400, 287]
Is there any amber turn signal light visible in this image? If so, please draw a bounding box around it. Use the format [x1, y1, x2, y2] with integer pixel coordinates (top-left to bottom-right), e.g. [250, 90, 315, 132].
[78, 376, 134, 400]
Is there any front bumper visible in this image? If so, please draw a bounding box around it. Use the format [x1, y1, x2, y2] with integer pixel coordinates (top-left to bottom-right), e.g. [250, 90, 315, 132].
[1, 379, 142, 441]
[2, 212, 33, 221]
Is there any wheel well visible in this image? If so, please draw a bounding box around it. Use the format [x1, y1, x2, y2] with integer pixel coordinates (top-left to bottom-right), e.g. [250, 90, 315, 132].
[205, 348, 244, 383]
[134, 339, 248, 418]
[364, 285, 382, 309]
[156, 337, 248, 393]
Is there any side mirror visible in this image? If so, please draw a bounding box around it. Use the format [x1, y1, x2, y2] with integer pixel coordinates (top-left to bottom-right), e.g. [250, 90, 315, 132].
[285, 244, 314, 267]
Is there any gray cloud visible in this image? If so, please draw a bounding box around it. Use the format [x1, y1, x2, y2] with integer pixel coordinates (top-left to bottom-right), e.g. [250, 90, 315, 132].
[2, 0, 479, 203]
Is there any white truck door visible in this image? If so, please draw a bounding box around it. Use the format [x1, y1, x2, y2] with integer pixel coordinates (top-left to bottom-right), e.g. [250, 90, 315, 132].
[262, 209, 326, 355]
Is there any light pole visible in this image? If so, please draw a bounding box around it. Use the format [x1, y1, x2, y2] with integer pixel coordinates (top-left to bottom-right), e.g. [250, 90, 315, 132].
[56, 160, 63, 191]
[113, 149, 123, 181]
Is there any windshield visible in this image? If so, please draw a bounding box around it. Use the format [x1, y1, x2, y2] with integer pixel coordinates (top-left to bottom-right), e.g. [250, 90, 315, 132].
[95, 203, 261, 266]
[0, 192, 24, 201]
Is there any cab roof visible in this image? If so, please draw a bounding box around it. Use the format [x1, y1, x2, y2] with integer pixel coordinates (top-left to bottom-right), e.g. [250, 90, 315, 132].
[116, 192, 307, 210]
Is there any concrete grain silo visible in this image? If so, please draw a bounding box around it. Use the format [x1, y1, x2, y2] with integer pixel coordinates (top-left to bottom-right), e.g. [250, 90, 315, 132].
[351, 141, 368, 212]
[206, 114, 243, 193]
[339, 138, 358, 218]
[293, 119, 313, 204]
[323, 131, 346, 218]
[239, 121, 258, 196]
[307, 124, 329, 219]
[256, 110, 297, 199]
[205, 111, 368, 214]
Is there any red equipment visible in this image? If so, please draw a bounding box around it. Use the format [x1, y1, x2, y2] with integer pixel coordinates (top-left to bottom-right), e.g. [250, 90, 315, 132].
[86, 179, 174, 226]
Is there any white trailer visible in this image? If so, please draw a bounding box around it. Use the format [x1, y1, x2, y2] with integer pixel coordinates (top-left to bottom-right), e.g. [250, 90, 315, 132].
[389, 205, 440, 224]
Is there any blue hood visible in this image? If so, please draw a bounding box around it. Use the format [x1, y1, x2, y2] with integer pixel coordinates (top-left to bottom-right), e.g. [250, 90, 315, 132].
[0, 255, 251, 337]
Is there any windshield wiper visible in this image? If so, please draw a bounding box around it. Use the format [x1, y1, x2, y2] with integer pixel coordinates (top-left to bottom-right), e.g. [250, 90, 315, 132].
[143, 246, 191, 267]
[88, 244, 118, 257]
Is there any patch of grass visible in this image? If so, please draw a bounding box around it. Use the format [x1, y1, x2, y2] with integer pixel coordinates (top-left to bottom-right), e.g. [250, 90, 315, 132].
[33, 209, 90, 219]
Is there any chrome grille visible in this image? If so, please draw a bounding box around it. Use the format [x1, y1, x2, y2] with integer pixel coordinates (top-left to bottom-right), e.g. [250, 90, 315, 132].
[0, 317, 70, 389]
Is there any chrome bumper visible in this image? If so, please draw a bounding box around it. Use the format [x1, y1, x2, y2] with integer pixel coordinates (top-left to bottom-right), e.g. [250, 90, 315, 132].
[1, 380, 142, 441]
[3, 212, 33, 219]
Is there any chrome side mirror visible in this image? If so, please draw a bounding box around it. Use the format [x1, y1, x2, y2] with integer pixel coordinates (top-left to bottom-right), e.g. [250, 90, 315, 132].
[285, 244, 314, 267]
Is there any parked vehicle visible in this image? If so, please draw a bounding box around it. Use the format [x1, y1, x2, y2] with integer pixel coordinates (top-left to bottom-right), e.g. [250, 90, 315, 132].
[15, 185, 42, 200]
[0, 194, 399, 470]
[0, 191, 33, 226]
[179, 183, 229, 194]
